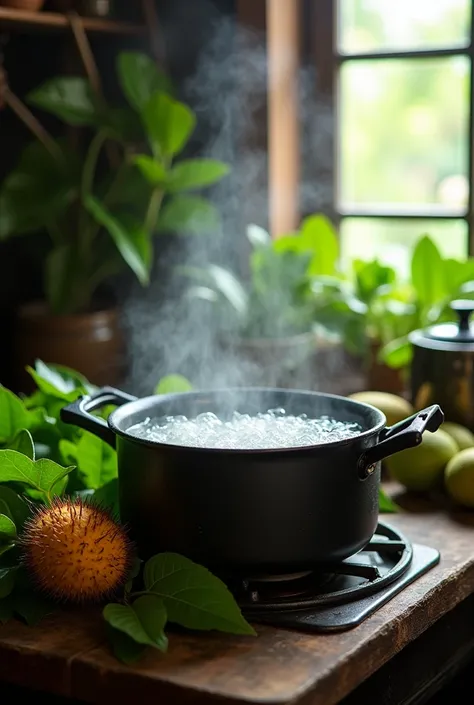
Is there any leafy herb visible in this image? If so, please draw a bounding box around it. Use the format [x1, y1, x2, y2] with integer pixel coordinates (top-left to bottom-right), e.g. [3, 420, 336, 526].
[105, 625, 147, 665]
[0, 487, 30, 530]
[143, 553, 256, 636]
[60, 432, 117, 490]
[104, 597, 168, 651]
[0, 450, 73, 502]
[9, 429, 35, 459]
[12, 593, 54, 627]
[0, 387, 33, 444]
[379, 488, 400, 514]
[0, 515, 17, 541]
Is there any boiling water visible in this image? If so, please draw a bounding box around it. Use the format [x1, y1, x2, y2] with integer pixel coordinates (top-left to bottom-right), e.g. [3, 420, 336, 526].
[126, 408, 362, 450]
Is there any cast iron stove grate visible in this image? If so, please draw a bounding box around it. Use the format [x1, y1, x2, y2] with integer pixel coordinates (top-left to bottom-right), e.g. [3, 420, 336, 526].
[233, 522, 440, 632]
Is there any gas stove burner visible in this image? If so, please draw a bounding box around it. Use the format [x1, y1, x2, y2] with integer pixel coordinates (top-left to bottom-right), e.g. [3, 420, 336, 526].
[234, 521, 440, 632]
[247, 571, 313, 583]
[237, 522, 413, 612]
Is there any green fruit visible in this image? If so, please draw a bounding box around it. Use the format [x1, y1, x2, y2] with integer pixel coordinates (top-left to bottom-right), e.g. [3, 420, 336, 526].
[385, 429, 458, 492]
[445, 448, 474, 508]
[442, 422, 474, 451]
[348, 391, 414, 427]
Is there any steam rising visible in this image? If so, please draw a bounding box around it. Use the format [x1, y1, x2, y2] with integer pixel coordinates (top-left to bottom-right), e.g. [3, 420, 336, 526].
[119, 6, 342, 399]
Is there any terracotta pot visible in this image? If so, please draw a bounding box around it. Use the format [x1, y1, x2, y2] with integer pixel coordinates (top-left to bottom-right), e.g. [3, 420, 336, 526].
[14, 302, 126, 393]
[0, 0, 45, 10]
[367, 340, 406, 396]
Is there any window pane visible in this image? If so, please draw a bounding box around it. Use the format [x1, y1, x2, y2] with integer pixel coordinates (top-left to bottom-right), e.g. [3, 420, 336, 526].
[339, 57, 469, 209]
[340, 218, 468, 277]
[338, 0, 470, 53]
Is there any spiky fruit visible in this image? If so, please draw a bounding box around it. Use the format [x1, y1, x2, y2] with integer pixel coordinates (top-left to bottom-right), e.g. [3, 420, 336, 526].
[21, 498, 134, 603]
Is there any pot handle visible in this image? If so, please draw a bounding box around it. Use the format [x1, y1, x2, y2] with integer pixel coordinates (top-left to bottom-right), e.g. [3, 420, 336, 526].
[60, 386, 137, 448]
[358, 404, 444, 480]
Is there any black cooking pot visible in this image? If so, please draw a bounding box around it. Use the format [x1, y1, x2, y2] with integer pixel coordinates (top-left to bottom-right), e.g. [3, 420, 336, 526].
[410, 300, 474, 430]
[61, 388, 443, 573]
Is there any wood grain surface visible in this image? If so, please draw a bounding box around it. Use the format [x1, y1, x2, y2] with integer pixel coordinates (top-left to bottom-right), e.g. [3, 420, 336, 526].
[1, 486, 474, 705]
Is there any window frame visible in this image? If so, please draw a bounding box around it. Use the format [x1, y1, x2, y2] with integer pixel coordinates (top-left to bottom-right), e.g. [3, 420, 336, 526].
[334, 1, 474, 254]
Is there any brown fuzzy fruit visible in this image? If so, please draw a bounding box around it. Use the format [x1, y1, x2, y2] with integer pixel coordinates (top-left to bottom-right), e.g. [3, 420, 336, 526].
[21, 498, 134, 603]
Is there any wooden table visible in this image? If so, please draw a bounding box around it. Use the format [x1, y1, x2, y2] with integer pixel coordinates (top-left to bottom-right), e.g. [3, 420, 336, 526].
[2, 486, 474, 705]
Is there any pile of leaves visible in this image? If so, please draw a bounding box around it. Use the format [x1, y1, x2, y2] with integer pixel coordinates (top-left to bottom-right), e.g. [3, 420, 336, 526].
[0, 363, 254, 663]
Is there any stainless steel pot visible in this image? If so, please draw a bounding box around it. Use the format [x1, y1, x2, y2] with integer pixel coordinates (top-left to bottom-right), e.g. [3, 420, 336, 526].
[410, 299, 474, 429]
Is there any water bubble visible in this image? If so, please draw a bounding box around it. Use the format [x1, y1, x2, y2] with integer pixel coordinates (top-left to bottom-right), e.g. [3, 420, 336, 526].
[126, 409, 362, 450]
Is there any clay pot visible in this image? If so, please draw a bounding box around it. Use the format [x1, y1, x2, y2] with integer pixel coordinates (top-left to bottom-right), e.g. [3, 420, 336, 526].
[0, 0, 45, 10]
[14, 302, 125, 393]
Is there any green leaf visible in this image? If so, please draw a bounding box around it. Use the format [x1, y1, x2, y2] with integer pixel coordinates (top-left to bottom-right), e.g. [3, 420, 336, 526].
[85, 196, 151, 285]
[103, 597, 168, 651]
[27, 360, 90, 402]
[118, 52, 172, 113]
[143, 553, 256, 636]
[0, 568, 16, 599]
[93, 478, 119, 517]
[379, 337, 413, 369]
[0, 515, 16, 541]
[133, 155, 167, 185]
[155, 375, 193, 395]
[0, 451, 73, 497]
[8, 429, 35, 460]
[106, 625, 147, 664]
[353, 259, 396, 305]
[0, 387, 31, 444]
[299, 214, 339, 276]
[0, 596, 14, 624]
[411, 236, 446, 307]
[0, 140, 78, 240]
[44, 244, 78, 315]
[125, 557, 143, 594]
[166, 159, 229, 192]
[74, 432, 118, 490]
[13, 592, 53, 626]
[379, 487, 400, 513]
[27, 77, 97, 126]
[158, 195, 220, 235]
[143, 92, 196, 158]
[0, 487, 30, 530]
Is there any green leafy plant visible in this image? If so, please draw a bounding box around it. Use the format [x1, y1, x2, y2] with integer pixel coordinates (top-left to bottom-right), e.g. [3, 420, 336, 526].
[312, 234, 474, 371]
[181, 214, 338, 339]
[0, 52, 229, 315]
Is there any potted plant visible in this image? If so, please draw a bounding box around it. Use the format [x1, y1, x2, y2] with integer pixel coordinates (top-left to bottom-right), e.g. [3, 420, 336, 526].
[312, 235, 474, 394]
[180, 214, 343, 390]
[0, 51, 229, 390]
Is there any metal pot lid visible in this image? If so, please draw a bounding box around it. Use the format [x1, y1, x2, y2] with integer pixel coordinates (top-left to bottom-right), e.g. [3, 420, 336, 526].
[423, 299, 474, 343]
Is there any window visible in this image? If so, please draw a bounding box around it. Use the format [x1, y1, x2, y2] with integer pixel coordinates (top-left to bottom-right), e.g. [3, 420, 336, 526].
[336, 0, 472, 275]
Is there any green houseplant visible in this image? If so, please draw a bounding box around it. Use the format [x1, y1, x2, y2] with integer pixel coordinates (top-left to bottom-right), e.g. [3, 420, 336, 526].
[0, 51, 229, 389]
[181, 214, 341, 389]
[312, 235, 474, 393]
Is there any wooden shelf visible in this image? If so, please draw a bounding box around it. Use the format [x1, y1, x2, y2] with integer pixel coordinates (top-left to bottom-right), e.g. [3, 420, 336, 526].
[0, 7, 146, 35]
